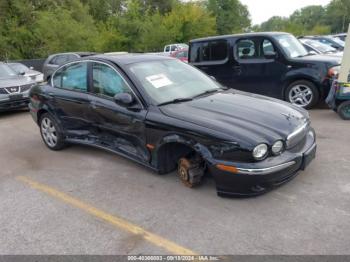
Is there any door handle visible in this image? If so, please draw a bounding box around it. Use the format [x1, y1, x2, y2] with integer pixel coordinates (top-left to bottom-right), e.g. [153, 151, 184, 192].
[233, 65, 242, 75]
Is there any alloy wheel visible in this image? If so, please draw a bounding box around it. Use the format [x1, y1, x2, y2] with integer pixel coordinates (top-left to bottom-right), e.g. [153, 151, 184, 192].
[288, 84, 313, 107]
[41, 117, 58, 147]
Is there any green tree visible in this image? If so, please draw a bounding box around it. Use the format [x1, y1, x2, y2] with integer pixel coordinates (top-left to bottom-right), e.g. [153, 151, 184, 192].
[326, 0, 350, 33]
[290, 5, 326, 31]
[139, 2, 216, 51]
[207, 0, 251, 34]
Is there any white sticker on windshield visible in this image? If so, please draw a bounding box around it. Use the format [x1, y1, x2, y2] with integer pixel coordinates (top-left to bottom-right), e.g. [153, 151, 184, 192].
[146, 74, 173, 88]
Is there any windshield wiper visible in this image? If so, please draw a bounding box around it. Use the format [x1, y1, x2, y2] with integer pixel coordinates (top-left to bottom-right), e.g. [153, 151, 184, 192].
[158, 98, 193, 106]
[192, 89, 222, 99]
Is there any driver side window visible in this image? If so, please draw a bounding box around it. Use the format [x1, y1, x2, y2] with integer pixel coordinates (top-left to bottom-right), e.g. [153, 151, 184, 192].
[92, 63, 130, 98]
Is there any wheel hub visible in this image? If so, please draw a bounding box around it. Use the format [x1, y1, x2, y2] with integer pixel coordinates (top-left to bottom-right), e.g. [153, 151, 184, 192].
[289, 85, 313, 107]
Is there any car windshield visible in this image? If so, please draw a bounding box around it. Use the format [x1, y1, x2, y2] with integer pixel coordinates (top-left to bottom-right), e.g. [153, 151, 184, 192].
[274, 34, 308, 58]
[0, 64, 17, 78]
[305, 40, 337, 53]
[8, 63, 29, 74]
[128, 59, 221, 105]
[331, 37, 345, 47]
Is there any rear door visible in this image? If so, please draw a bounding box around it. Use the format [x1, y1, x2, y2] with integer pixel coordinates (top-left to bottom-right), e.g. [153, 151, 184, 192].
[51, 61, 91, 134]
[189, 39, 233, 87]
[87, 61, 149, 162]
[233, 37, 288, 98]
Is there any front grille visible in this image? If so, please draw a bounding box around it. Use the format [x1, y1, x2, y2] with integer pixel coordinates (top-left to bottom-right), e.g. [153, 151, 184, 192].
[0, 85, 32, 95]
[5, 86, 20, 93]
[286, 122, 309, 149]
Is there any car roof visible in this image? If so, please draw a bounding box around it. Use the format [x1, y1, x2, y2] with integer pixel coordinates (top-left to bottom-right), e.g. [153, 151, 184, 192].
[89, 53, 174, 66]
[50, 52, 97, 57]
[190, 32, 290, 43]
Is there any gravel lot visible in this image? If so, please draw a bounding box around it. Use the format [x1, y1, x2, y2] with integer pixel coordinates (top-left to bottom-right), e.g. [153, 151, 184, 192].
[0, 109, 349, 255]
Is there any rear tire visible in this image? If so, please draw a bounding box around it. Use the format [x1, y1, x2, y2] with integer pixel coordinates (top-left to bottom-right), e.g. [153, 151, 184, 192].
[39, 113, 66, 150]
[285, 80, 319, 109]
[337, 101, 350, 120]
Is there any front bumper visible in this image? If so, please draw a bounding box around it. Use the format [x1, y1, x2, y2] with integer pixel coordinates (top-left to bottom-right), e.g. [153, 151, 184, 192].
[208, 131, 316, 197]
[0, 93, 30, 111]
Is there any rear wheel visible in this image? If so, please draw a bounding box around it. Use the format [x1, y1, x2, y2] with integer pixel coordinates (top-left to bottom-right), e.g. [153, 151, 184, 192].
[337, 101, 350, 120]
[39, 113, 66, 150]
[285, 80, 319, 109]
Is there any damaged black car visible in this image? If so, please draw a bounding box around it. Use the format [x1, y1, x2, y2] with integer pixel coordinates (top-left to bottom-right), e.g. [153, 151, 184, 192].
[29, 54, 316, 197]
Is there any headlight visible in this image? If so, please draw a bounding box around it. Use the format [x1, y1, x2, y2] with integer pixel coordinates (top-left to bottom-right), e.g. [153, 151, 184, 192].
[252, 144, 268, 160]
[328, 66, 341, 78]
[271, 140, 284, 155]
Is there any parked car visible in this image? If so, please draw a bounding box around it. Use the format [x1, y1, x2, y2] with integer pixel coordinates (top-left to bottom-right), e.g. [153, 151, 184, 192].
[7, 62, 44, 83]
[333, 33, 347, 42]
[42, 52, 97, 81]
[0, 62, 36, 111]
[170, 49, 188, 63]
[299, 36, 345, 51]
[163, 43, 188, 55]
[189, 32, 341, 109]
[28, 54, 316, 197]
[299, 38, 343, 57]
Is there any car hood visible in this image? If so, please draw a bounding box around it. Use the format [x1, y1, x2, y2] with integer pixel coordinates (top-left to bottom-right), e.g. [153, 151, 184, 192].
[159, 90, 309, 147]
[293, 54, 341, 65]
[0, 75, 35, 88]
[25, 70, 42, 77]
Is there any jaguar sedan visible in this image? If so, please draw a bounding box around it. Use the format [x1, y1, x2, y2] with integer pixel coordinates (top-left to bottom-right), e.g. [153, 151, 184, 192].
[29, 54, 317, 197]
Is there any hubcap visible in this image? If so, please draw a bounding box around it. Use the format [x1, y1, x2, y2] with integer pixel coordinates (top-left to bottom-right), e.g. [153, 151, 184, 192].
[289, 85, 313, 107]
[41, 117, 58, 147]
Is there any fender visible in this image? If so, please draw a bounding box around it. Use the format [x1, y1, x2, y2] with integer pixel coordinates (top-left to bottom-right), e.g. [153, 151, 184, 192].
[281, 68, 322, 97]
[151, 133, 212, 168]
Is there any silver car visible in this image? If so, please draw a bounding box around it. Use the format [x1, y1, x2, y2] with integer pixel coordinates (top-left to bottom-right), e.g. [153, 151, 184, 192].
[0, 62, 36, 112]
[42, 52, 97, 81]
[7, 62, 44, 83]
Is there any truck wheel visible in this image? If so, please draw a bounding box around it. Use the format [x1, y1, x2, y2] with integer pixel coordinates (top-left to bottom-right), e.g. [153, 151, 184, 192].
[337, 101, 350, 120]
[177, 157, 204, 188]
[286, 80, 319, 109]
[39, 113, 66, 150]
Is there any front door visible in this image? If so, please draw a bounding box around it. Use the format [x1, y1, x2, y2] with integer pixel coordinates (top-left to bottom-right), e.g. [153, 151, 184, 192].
[87, 61, 149, 162]
[233, 37, 288, 98]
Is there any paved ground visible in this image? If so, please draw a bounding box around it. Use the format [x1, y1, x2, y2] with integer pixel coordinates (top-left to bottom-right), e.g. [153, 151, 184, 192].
[0, 109, 349, 255]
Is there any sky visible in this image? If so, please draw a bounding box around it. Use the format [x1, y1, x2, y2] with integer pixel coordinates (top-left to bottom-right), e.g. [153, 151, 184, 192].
[240, 0, 332, 25]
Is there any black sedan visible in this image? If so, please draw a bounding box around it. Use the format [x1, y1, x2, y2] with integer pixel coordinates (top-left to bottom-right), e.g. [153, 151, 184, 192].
[29, 54, 317, 197]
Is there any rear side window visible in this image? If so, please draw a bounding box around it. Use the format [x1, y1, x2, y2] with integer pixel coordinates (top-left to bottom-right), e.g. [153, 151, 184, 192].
[51, 55, 68, 65]
[171, 45, 177, 51]
[236, 38, 276, 60]
[52, 62, 88, 92]
[237, 39, 256, 59]
[190, 40, 228, 63]
[165, 46, 170, 52]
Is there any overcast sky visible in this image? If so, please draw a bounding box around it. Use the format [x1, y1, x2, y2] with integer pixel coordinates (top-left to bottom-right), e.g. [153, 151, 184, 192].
[240, 0, 332, 25]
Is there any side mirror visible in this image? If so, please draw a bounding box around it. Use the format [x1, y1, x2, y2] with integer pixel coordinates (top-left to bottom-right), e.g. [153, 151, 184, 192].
[114, 92, 141, 111]
[114, 92, 134, 106]
[264, 51, 277, 60]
